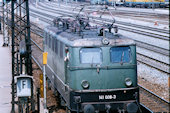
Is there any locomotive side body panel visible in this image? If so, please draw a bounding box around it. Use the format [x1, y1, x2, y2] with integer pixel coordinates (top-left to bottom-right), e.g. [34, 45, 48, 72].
[44, 32, 67, 95]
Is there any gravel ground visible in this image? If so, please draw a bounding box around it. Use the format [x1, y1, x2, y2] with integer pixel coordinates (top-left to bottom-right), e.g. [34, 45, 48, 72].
[138, 62, 169, 101]
[33, 60, 64, 113]
[140, 88, 169, 112]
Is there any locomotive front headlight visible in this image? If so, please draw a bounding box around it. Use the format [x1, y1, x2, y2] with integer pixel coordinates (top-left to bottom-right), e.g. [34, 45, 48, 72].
[125, 78, 132, 87]
[81, 80, 90, 89]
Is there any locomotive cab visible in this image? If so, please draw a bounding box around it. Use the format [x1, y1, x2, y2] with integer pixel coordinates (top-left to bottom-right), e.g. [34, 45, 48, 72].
[68, 45, 137, 90]
[66, 38, 139, 113]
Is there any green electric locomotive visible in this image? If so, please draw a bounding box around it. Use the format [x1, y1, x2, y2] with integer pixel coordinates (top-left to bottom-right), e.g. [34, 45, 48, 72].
[43, 16, 139, 113]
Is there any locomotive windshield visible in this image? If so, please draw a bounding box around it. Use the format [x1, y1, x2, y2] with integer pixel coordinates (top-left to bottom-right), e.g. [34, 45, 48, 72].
[110, 47, 131, 63]
[80, 48, 102, 64]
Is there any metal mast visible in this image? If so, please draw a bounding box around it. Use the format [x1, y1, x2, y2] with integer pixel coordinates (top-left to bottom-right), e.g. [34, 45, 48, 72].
[2, 0, 9, 46]
[10, 0, 34, 112]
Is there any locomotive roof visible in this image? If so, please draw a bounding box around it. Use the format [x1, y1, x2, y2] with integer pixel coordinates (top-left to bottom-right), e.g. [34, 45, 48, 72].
[44, 26, 135, 47]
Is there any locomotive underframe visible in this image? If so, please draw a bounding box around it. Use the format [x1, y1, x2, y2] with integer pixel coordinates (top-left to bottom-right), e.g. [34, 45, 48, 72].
[46, 64, 139, 112]
[70, 87, 139, 112]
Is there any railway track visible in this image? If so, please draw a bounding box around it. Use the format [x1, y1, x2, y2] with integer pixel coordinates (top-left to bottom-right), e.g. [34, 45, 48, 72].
[139, 84, 169, 112]
[29, 7, 170, 75]
[44, 1, 169, 19]
[41, 1, 169, 34]
[35, 2, 169, 41]
[92, 18, 169, 41]
[137, 53, 169, 74]
[30, 3, 170, 41]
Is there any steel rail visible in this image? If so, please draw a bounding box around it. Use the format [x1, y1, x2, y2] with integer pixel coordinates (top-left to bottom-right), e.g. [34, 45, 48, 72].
[30, 24, 44, 37]
[135, 41, 169, 57]
[31, 39, 43, 51]
[32, 55, 42, 71]
[118, 26, 169, 41]
[94, 19, 169, 41]
[138, 84, 170, 104]
[137, 52, 169, 66]
[115, 21, 169, 34]
[92, 17, 169, 38]
[137, 52, 169, 74]
[29, 13, 53, 25]
[140, 103, 153, 113]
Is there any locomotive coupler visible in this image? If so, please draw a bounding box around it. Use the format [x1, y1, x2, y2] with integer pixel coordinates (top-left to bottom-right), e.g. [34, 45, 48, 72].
[74, 96, 81, 113]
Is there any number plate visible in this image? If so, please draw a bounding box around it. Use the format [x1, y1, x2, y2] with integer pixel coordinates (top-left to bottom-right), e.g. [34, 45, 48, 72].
[99, 95, 116, 100]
